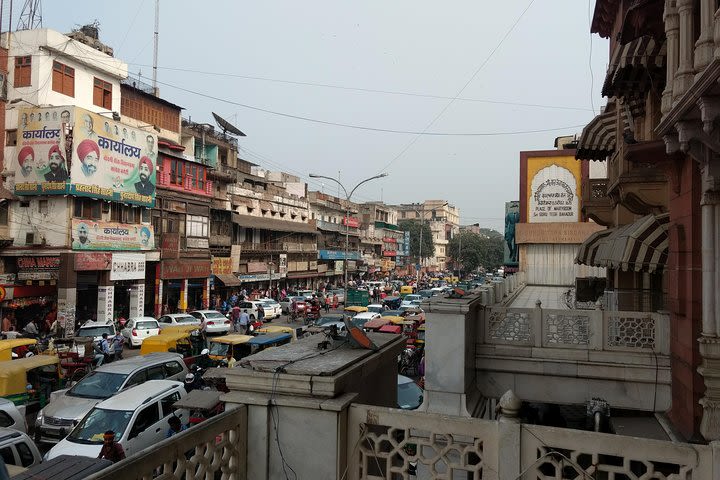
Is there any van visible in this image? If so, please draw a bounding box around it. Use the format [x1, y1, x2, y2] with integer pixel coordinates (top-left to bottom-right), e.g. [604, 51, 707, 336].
[0, 428, 42, 471]
[35, 352, 188, 445]
[46, 380, 188, 460]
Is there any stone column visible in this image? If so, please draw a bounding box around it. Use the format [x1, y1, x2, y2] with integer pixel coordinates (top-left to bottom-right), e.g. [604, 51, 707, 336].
[96, 272, 114, 323]
[663, 0, 679, 114]
[694, 0, 715, 72]
[674, 0, 696, 98]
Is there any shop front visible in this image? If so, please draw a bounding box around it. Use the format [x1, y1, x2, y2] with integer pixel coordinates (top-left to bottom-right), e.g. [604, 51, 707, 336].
[155, 259, 211, 315]
[4, 256, 60, 331]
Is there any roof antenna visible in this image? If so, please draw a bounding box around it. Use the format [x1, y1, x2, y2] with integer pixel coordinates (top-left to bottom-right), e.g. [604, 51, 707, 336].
[152, 0, 159, 95]
[17, 0, 42, 30]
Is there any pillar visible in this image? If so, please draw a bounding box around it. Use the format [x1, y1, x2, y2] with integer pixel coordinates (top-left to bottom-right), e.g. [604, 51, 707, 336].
[694, 0, 715, 72]
[178, 278, 188, 313]
[129, 283, 145, 318]
[96, 271, 114, 323]
[154, 267, 162, 317]
[675, 0, 696, 98]
[57, 253, 77, 336]
[202, 277, 210, 309]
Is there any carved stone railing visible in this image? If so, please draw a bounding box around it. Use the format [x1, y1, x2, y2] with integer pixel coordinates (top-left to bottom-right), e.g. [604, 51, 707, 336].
[86, 406, 247, 480]
[346, 404, 716, 480]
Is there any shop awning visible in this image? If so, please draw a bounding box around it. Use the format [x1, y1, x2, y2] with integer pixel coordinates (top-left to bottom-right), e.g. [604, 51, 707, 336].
[575, 228, 614, 267]
[602, 35, 666, 100]
[594, 213, 670, 273]
[214, 274, 241, 287]
[232, 212, 317, 234]
[575, 108, 630, 161]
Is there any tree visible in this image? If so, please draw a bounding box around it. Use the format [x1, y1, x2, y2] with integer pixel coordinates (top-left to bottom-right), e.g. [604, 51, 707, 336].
[398, 220, 435, 262]
[447, 230, 504, 274]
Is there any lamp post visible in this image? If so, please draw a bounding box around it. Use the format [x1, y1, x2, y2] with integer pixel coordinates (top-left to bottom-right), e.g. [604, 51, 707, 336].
[309, 173, 388, 309]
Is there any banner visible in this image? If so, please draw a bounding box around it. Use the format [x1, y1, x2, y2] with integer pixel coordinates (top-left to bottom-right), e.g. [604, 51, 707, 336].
[97, 286, 114, 323]
[14, 106, 157, 207]
[71, 219, 154, 251]
[110, 253, 146, 281]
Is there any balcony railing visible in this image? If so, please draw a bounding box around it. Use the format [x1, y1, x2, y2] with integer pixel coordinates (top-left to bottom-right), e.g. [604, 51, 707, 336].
[157, 172, 213, 196]
[603, 289, 666, 313]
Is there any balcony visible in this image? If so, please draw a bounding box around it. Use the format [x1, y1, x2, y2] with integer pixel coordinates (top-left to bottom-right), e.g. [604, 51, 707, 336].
[156, 172, 213, 197]
[581, 177, 613, 226]
[607, 140, 668, 215]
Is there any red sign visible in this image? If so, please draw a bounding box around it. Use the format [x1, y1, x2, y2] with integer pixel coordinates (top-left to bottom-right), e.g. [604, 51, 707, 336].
[75, 253, 112, 271]
[161, 233, 180, 260]
[17, 257, 60, 269]
[382, 250, 397, 257]
[343, 217, 360, 228]
[382, 237, 397, 244]
[160, 259, 212, 279]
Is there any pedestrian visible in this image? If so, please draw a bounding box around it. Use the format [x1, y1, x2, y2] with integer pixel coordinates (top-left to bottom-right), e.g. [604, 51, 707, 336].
[238, 310, 250, 334]
[323, 295, 330, 313]
[257, 304, 265, 324]
[98, 333, 112, 364]
[231, 304, 241, 329]
[1, 313, 11, 333]
[97, 430, 125, 463]
[112, 332, 125, 361]
[166, 416, 188, 438]
[332, 293, 338, 309]
[22, 318, 38, 338]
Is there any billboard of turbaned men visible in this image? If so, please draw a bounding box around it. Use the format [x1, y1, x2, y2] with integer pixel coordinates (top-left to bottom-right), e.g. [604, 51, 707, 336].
[14, 106, 157, 207]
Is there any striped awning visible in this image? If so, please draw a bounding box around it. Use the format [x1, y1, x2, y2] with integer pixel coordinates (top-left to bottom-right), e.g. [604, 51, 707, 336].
[594, 213, 670, 273]
[575, 228, 613, 267]
[602, 36, 666, 100]
[575, 109, 629, 161]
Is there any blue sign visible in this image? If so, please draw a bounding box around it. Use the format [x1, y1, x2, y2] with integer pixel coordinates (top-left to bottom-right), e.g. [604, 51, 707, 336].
[318, 250, 361, 260]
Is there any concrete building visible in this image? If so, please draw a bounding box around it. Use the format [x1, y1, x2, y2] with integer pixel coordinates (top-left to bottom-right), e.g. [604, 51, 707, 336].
[360, 202, 404, 276]
[396, 200, 460, 271]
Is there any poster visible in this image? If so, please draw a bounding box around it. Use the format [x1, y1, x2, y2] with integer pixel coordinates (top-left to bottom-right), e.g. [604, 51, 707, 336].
[525, 155, 581, 223]
[504, 201, 520, 267]
[97, 286, 114, 323]
[71, 219, 154, 251]
[14, 106, 157, 207]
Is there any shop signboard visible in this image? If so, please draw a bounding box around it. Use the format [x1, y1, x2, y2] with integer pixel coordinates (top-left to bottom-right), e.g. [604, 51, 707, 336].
[309, 260, 317, 270]
[334, 260, 344, 273]
[212, 257, 233, 275]
[347, 260, 357, 271]
[0, 274, 15, 285]
[342, 217, 360, 228]
[237, 272, 287, 282]
[17, 256, 60, 281]
[71, 219, 154, 251]
[14, 106, 157, 207]
[382, 237, 397, 244]
[160, 259, 212, 280]
[74, 252, 112, 271]
[186, 237, 209, 249]
[278, 254, 287, 275]
[318, 250, 361, 260]
[382, 250, 397, 257]
[129, 286, 145, 318]
[110, 253, 146, 281]
[317, 264, 328, 273]
[247, 262, 267, 273]
[97, 286, 114, 323]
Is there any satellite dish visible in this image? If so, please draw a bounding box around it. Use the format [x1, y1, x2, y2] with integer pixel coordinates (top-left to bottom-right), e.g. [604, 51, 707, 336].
[343, 316, 379, 351]
[212, 112, 246, 137]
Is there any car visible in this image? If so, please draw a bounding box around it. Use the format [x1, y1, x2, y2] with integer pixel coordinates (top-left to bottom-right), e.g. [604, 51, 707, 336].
[397, 375, 424, 410]
[157, 313, 202, 330]
[237, 301, 264, 320]
[35, 352, 188, 445]
[46, 380, 188, 461]
[295, 290, 314, 301]
[350, 312, 381, 329]
[258, 299, 282, 320]
[399, 305, 424, 316]
[401, 294, 422, 307]
[279, 296, 307, 314]
[417, 289, 434, 299]
[0, 428, 42, 471]
[381, 310, 404, 317]
[0, 399, 26, 433]
[367, 304, 384, 314]
[190, 310, 232, 334]
[120, 317, 160, 348]
[75, 320, 116, 344]
[311, 314, 345, 328]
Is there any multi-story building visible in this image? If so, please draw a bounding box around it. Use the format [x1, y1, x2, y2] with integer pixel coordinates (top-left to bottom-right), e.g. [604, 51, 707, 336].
[308, 191, 361, 285]
[0, 27, 156, 333]
[396, 200, 460, 271]
[360, 202, 403, 276]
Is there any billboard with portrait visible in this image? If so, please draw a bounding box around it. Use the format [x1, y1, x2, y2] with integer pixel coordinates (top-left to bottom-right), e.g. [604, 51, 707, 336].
[14, 106, 157, 207]
[71, 219, 154, 251]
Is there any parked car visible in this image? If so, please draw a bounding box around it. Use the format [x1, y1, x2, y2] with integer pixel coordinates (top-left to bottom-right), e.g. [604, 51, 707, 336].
[401, 295, 422, 308]
[237, 301, 264, 320]
[258, 299, 282, 320]
[46, 380, 188, 460]
[350, 312, 381, 329]
[397, 375, 423, 410]
[295, 290, 314, 301]
[279, 296, 307, 314]
[190, 310, 232, 334]
[367, 304, 384, 314]
[120, 317, 160, 348]
[157, 313, 202, 330]
[75, 320, 116, 344]
[0, 428, 41, 471]
[35, 353, 188, 445]
[0, 399, 26, 433]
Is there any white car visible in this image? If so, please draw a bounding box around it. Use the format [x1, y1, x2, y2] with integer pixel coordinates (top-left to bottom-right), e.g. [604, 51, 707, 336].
[157, 313, 202, 330]
[258, 299, 282, 320]
[75, 320, 116, 343]
[350, 312, 381, 329]
[237, 301, 264, 320]
[190, 310, 232, 334]
[46, 380, 188, 461]
[367, 304, 384, 314]
[401, 294, 423, 308]
[121, 317, 160, 348]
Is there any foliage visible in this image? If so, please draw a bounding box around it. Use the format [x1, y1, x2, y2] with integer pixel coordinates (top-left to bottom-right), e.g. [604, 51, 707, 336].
[398, 220, 435, 261]
[447, 230, 504, 273]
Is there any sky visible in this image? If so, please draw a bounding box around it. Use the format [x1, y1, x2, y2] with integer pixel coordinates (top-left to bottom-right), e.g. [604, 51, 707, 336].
[31, 0, 608, 232]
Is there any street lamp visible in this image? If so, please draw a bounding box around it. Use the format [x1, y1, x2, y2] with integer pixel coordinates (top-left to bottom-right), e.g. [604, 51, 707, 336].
[309, 172, 388, 309]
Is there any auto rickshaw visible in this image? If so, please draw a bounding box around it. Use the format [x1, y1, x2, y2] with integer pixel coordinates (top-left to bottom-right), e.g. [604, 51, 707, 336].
[255, 325, 304, 341]
[207, 334, 254, 363]
[172, 389, 224, 425]
[160, 325, 202, 336]
[400, 286, 415, 297]
[141, 332, 193, 356]
[0, 338, 38, 361]
[0, 356, 62, 414]
[382, 296, 402, 310]
[247, 332, 293, 355]
[344, 305, 368, 316]
[378, 324, 402, 334]
[401, 320, 420, 345]
[383, 315, 406, 326]
[415, 324, 426, 348]
[363, 317, 391, 332]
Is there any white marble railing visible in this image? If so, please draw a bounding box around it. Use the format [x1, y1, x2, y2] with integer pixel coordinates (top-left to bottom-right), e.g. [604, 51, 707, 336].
[86, 406, 247, 480]
[346, 404, 716, 480]
[483, 306, 670, 355]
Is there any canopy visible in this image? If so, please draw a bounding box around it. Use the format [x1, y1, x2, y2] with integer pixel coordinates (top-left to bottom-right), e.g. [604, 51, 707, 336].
[575, 228, 613, 267]
[214, 274, 241, 287]
[248, 332, 292, 346]
[209, 334, 254, 345]
[575, 108, 630, 161]
[594, 213, 669, 273]
[0, 339, 37, 361]
[602, 36, 666, 100]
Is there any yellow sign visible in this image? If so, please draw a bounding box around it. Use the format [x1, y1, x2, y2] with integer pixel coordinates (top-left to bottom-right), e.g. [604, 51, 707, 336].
[526, 155, 581, 223]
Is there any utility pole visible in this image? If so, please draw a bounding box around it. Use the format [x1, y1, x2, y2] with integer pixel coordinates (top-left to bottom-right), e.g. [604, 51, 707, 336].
[152, 0, 160, 95]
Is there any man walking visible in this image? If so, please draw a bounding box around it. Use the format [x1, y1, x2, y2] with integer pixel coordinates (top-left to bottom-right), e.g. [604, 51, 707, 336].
[112, 332, 125, 361]
[238, 310, 250, 334]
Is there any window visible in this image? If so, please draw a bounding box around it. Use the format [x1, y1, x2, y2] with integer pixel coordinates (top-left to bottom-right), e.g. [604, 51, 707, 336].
[129, 404, 160, 439]
[93, 77, 112, 109]
[16, 442, 34, 467]
[186, 215, 208, 237]
[0, 411, 13, 428]
[141, 208, 150, 223]
[0, 447, 12, 466]
[14, 56, 31, 87]
[146, 365, 164, 380]
[160, 391, 182, 417]
[111, 204, 141, 224]
[52, 61, 74, 97]
[38, 199, 48, 214]
[0, 203, 8, 226]
[164, 361, 184, 377]
[74, 198, 101, 220]
[5, 130, 16, 147]
[170, 159, 183, 185]
[125, 370, 147, 389]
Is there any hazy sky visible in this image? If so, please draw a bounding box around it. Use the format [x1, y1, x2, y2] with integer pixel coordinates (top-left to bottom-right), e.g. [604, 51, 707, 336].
[33, 0, 608, 231]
